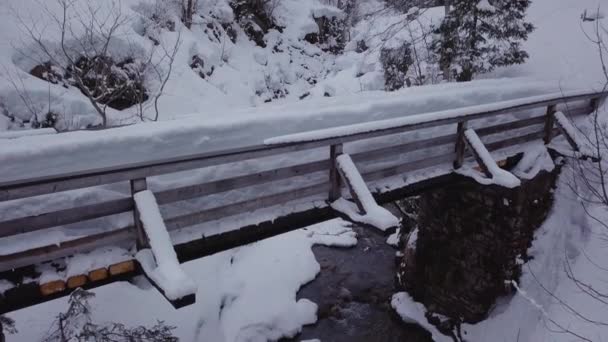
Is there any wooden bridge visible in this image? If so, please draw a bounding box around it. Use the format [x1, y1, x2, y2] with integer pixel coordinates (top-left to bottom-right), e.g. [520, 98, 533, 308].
[0, 90, 605, 313]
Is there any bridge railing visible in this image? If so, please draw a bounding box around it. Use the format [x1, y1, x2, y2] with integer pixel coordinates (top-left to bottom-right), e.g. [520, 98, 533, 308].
[0, 90, 606, 310]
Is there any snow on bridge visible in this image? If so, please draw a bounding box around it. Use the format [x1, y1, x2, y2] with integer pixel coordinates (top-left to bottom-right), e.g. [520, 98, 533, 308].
[0, 88, 605, 312]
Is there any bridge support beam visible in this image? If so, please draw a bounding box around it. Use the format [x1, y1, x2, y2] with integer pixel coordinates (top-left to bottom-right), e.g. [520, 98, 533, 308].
[133, 190, 196, 309]
[131, 178, 197, 309]
[463, 129, 521, 187]
[331, 154, 399, 232]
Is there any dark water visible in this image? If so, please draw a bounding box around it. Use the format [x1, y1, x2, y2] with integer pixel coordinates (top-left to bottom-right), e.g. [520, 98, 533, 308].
[285, 226, 432, 342]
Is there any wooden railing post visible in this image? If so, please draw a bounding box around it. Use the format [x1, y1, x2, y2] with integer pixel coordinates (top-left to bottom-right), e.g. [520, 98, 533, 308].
[329, 144, 343, 202]
[130, 178, 150, 250]
[454, 121, 468, 169]
[591, 97, 598, 111]
[543, 104, 557, 144]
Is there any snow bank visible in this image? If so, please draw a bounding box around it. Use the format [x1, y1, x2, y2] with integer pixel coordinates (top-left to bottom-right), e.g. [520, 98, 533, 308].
[8, 219, 357, 342]
[0, 128, 56, 139]
[391, 292, 451, 342]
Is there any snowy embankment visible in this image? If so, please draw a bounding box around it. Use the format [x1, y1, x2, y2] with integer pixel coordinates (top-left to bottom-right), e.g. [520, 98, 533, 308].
[390, 164, 608, 342]
[7, 219, 357, 341]
[0, 79, 579, 183]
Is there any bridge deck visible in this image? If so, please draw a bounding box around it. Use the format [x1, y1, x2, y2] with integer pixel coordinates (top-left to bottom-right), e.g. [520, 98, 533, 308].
[0, 90, 606, 312]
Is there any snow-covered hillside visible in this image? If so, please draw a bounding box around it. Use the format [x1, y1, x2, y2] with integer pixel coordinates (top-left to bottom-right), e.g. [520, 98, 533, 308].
[0, 0, 604, 132]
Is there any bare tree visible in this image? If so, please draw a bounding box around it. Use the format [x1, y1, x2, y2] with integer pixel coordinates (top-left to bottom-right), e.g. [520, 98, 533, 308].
[0, 315, 17, 342]
[147, 31, 182, 122]
[567, 10, 608, 226]
[14, 0, 133, 127]
[14, 0, 181, 128]
[41, 288, 177, 342]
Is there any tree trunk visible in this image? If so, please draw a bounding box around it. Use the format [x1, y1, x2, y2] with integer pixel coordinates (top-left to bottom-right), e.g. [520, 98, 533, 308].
[442, 0, 452, 81]
[183, 0, 194, 29]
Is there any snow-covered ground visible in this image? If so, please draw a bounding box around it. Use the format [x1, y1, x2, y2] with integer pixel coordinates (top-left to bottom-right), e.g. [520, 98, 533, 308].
[7, 219, 357, 341]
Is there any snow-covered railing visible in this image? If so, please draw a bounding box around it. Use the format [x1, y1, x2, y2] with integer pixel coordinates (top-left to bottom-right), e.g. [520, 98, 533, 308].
[0, 90, 606, 313]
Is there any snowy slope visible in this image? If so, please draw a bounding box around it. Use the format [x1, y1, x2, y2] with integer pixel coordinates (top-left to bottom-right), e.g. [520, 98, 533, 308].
[0, 0, 603, 133]
[495, 0, 606, 88]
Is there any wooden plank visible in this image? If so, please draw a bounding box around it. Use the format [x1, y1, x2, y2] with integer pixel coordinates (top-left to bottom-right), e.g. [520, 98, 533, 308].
[0, 227, 133, 273]
[40, 280, 66, 296]
[476, 116, 544, 136]
[109, 260, 135, 276]
[351, 133, 457, 164]
[155, 159, 330, 205]
[0, 159, 331, 238]
[485, 131, 544, 152]
[0, 198, 132, 238]
[543, 104, 557, 144]
[348, 109, 584, 167]
[564, 104, 597, 117]
[363, 152, 457, 182]
[67, 275, 87, 289]
[174, 206, 336, 264]
[454, 121, 468, 169]
[165, 182, 330, 231]
[329, 144, 343, 202]
[2, 92, 606, 202]
[88, 268, 109, 282]
[0, 143, 320, 202]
